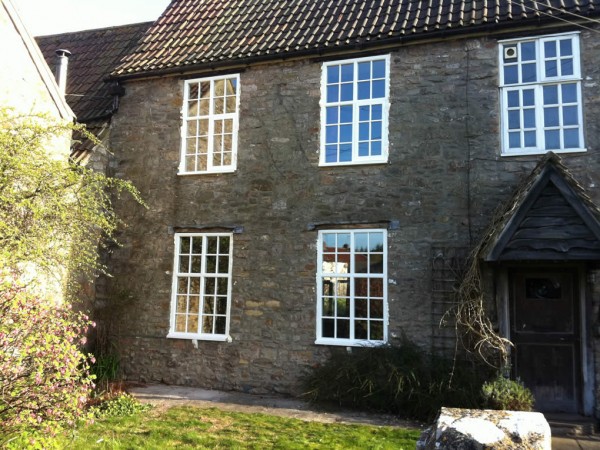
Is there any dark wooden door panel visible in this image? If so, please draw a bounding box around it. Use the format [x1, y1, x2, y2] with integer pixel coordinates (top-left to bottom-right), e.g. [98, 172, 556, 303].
[510, 269, 580, 413]
[514, 343, 577, 412]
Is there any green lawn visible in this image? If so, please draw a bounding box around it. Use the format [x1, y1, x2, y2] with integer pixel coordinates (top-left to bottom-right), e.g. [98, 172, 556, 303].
[59, 406, 421, 449]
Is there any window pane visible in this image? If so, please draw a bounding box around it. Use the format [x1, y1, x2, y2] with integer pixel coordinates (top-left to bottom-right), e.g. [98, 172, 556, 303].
[369, 254, 384, 273]
[340, 83, 353, 101]
[523, 89, 535, 106]
[369, 232, 384, 252]
[373, 60, 385, 78]
[190, 237, 202, 254]
[522, 63, 536, 83]
[327, 65, 339, 83]
[370, 298, 384, 318]
[175, 315, 186, 332]
[199, 99, 210, 115]
[355, 321, 368, 339]
[562, 84, 577, 103]
[355, 278, 368, 297]
[564, 129, 579, 148]
[214, 79, 225, 96]
[325, 145, 337, 163]
[327, 85, 339, 103]
[323, 296, 334, 316]
[523, 109, 535, 128]
[545, 130, 560, 149]
[561, 59, 573, 76]
[205, 277, 215, 295]
[341, 64, 353, 82]
[322, 319, 335, 337]
[543, 85, 558, 105]
[225, 97, 236, 114]
[563, 106, 578, 126]
[218, 256, 229, 273]
[371, 322, 383, 340]
[337, 298, 349, 317]
[217, 277, 228, 295]
[544, 40, 556, 58]
[226, 78, 237, 95]
[370, 279, 384, 299]
[507, 91, 520, 107]
[340, 124, 352, 142]
[190, 278, 200, 295]
[179, 256, 189, 273]
[188, 83, 199, 99]
[215, 317, 226, 334]
[508, 110, 520, 129]
[504, 65, 518, 84]
[339, 144, 352, 162]
[326, 107, 338, 123]
[545, 60, 557, 78]
[358, 123, 369, 141]
[357, 81, 370, 100]
[337, 233, 351, 249]
[544, 107, 559, 127]
[372, 104, 382, 120]
[188, 101, 199, 117]
[191, 256, 201, 273]
[524, 131, 536, 147]
[337, 320, 350, 338]
[509, 132, 521, 148]
[559, 39, 572, 56]
[371, 141, 382, 156]
[202, 316, 214, 334]
[372, 80, 385, 98]
[214, 97, 224, 114]
[358, 62, 370, 80]
[326, 126, 338, 144]
[189, 296, 200, 314]
[354, 254, 368, 273]
[371, 122, 382, 139]
[340, 106, 352, 123]
[521, 41, 536, 61]
[355, 299, 368, 318]
[176, 295, 187, 312]
[358, 142, 369, 157]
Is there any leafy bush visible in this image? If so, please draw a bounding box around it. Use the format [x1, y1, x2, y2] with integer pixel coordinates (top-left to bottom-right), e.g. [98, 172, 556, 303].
[481, 375, 534, 411]
[303, 341, 492, 421]
[0, 279, 95, 440]
[91, 393, 151, 418]
[3, 431, 61, 450]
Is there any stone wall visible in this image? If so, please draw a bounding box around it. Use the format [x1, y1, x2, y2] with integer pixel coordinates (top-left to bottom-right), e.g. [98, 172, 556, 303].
[104, 27, 600, 396]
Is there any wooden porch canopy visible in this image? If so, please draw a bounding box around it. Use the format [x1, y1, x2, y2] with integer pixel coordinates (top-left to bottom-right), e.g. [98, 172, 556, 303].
[483, 153, 600, 262]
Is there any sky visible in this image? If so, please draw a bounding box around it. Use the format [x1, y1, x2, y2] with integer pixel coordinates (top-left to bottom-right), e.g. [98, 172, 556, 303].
[13, 0, 171, 36]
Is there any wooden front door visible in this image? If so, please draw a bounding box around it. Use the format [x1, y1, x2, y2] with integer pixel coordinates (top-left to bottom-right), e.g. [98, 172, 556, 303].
[509, 269, 581, 413]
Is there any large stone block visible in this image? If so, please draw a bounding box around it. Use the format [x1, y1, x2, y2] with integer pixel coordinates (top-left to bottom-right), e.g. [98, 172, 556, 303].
[416, 407, 551, 450]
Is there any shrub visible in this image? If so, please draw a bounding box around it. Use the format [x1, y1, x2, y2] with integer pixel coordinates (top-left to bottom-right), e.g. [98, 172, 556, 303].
[0, 279, 95, 441]
[303, 341, 492, 421]
[91, 393, 151, 418]
[481, 375, 534, 411]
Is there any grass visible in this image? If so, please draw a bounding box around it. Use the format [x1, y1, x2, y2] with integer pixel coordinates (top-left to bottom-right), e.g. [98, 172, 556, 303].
[58, 406, 421, 449]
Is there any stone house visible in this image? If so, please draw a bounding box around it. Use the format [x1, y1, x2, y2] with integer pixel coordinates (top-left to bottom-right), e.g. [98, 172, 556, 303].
[50, 0, 600, 417]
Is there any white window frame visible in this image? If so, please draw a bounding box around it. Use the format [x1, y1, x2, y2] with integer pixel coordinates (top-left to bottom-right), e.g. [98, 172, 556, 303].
[499, 32, 585, 156]
[320, 55, 391, 166]
[315, 229, 388, 346]
[168, 232, 233, 341]
[179, 75, 240, 174]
